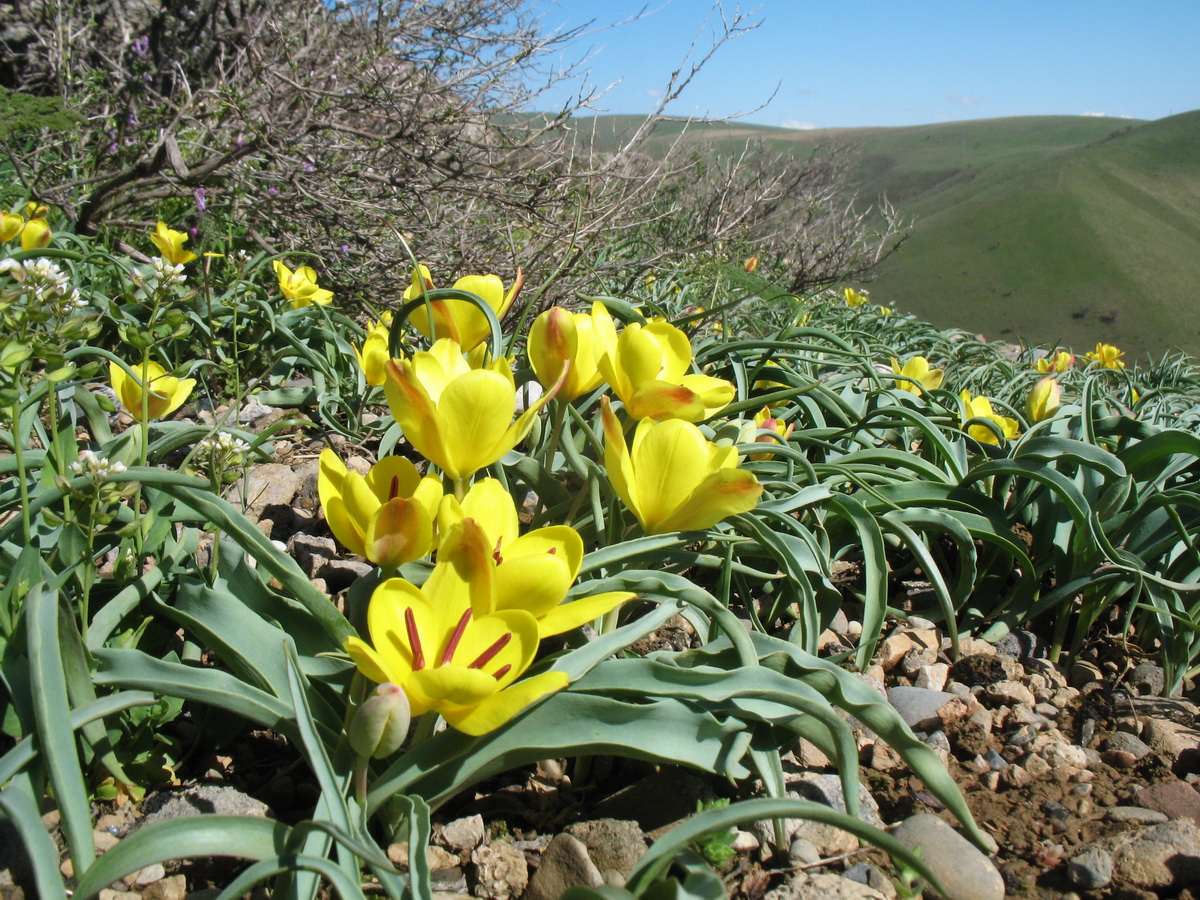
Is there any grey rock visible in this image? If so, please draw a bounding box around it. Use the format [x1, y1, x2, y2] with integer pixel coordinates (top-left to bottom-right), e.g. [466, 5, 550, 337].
[1133, 779, 1200, 825]
[470, 840, 527, 900]
[289, 533, 338, 578]
[765, 872, 889, 899]
[891, 814, 1004, 900]
[886, 686, 960, 731]
[1067, 846, 1113, 890]
[226, 462, 307, 520]
[1107, 806, 1169, 825]
[521, 834, 604, 900]
[441, 815, 486, 852]
[135, 784, 270, 831]
[564, 819, 646, 882]
[790, 775, 885, 827]
[843, 861, 897, 898]
[788, 837, 822, 866]
[994, 629, 1046, 660]
[1109, 819, 1200, 890]
[1101, 732, 1152, 760]
[1129, 660, 1166, 696]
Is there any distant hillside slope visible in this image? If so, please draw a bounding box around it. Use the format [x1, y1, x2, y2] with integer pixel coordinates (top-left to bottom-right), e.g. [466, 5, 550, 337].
[572, 112, 1200, 358]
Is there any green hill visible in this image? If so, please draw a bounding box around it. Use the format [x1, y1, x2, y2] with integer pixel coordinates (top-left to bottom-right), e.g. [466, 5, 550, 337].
[572, 111, 1200, 358]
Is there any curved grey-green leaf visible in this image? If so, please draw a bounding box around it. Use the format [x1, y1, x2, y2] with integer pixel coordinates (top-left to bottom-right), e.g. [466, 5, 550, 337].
[93, 648, 295, 734]
[0, 691, 157, 787]
[26, 581, 95, 875]
[624, 797, 941, 896]
[73, 816, 292, 899]
[0, 786, 67, 900]
[211, 854, 368, 900]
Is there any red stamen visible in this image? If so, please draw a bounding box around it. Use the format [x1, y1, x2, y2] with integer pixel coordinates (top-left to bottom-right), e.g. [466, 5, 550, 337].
[441, 609, 472, 666]
[405, 607, 425, 671]
[492, 664, 512, 681]
[469, 632, 512, 670]
[388, 475, 400, 501]
[492, 537, 504, 565]
[547, 547, 556, 555]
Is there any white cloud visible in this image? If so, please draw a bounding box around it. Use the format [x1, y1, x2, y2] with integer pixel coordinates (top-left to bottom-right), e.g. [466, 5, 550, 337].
[944, 94, 981, 106]
[781, 119, 815, 130]
[645, 88, 663, 100]
[1082, 111, 1107, 117]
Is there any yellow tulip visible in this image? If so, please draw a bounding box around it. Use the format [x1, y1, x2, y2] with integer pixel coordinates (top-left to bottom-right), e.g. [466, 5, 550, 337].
[149, 221, 197, 265]
[749, 406, 795, 460]
[344, 521, 569, 736]
[743, 256, 759, 273]
[0, 211, 24, 243]
[1034, 350, 1075, 373]
[602, 397, 762, 533]
[527, 306, 604, 401]
[108, 359, 196, 421]
[19, 217, 51, 251]
[354, 316, 392, 387]
[844, 287, 868, 307]
[890, 356, 944, 394]
[438, 479, 632, 637]
[383, 338, 557, 482]
[959, 390, 1020, 445]
[318, 449, 442, 567]
[273, 260, 333, 309]
[1085, 343, 1125, 369]
[1027, 377, 1061, 423]
[591, 300, 734, 422]
[409, 268, 523, 352]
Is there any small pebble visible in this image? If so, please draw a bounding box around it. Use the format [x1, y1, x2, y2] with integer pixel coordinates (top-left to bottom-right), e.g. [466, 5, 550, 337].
[1067, 846, 1113, 890]
[1107, 806, 1169, 825]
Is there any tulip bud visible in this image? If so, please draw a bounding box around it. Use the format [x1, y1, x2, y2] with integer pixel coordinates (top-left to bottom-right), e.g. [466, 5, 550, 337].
[1027, 377, 1061, 423]
[743, 256, 759, 273]
[348, 682, 412, 759]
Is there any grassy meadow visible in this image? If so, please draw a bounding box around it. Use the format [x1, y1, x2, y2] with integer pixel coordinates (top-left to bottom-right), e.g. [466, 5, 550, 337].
[577, 110, 1200, 358]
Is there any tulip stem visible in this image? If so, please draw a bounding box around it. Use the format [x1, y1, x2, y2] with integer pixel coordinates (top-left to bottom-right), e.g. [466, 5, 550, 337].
[541, 399, 569, 509]
[408, 712, 441, 749]
[9, 394, 31, 543]
[353, 755, 369, 806]
[453, 478, 467, 502]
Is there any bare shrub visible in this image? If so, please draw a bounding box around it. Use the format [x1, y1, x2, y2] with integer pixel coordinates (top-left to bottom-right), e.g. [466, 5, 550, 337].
[0, 0, 903, 308]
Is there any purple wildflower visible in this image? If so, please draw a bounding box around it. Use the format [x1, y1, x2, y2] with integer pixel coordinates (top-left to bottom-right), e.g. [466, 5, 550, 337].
[195, 187, 207, 215]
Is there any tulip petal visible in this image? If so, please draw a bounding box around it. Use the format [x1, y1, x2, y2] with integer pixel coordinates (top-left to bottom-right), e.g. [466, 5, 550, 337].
[365, 456, 422, 504]
[458, 478, 520, 549]
[434, 369, 517, 479]
[655, 468, 763, 533]
[601, 398, 641, 519]
[442, 671, 569, 736]
[410, 666, 498, 710]
[626, 381, 707, 421]
[385, 360, 446, 471]
[365, 497, 433, 567]
[324, 493, 367, 558]
[678, 373, 735, 418]
[535, 591, 635, 638]
[629, 417, 711, 531]
[344, 637, 397, 688]
[643, 320, 692, 382]
[493, 550, 574, 618]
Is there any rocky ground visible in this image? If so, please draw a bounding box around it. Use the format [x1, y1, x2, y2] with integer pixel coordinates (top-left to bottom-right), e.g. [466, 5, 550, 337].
[5, 408, 1200, 900]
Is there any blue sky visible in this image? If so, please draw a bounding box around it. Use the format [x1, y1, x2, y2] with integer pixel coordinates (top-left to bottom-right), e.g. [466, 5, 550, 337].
[529, 0, 1200, 129]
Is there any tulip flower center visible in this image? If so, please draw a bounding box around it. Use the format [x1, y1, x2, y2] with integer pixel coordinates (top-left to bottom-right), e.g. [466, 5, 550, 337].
[441, 609, 473, 666]
[423, 607, 514, 681]
[404, 607, 425, 671]
[492, 538, 504, 565]
[388, 476, 400, 501]
[470, 633, 512, 674]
